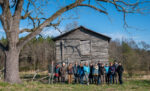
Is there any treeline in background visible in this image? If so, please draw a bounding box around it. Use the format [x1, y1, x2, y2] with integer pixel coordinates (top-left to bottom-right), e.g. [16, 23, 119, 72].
[0, 37, 55, 72]
[0, 37, 150, 77]
[109, 39, 150, 77]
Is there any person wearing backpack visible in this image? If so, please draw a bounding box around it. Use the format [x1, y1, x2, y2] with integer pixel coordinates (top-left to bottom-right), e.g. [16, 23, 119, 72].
[117, 62, 124, 84]
[109, 62, 115, 84]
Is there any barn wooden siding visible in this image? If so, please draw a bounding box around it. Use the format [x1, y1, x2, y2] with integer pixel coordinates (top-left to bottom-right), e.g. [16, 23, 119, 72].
[53, 26, 111, 64]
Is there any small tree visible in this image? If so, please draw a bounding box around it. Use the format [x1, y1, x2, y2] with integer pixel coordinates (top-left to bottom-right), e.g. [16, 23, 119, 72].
[122, 41, 139, 77]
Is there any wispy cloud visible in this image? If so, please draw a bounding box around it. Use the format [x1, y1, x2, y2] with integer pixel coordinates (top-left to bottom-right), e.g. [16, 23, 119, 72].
[40, 27, 64, 37]
[0, 29, 5, 38]
[103, 32, 140, 42]
[0, 27, 64, 39]
[0, 29, 4, 33]
[108, 32, 131, 39]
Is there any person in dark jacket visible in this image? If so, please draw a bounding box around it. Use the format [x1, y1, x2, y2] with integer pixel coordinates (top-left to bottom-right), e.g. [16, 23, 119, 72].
[97, 61, 101, 67]
[113, 61, 119, 84]
[54, 64, 61, 83]
[117, 62, 124, 84]
[109, 63, 115, 84]
[78, 63, 84, 84]
[97, 61, 102, 85]
[100, 63, 106, 84]
[60, 62, 67, 83]
[73, 62, 80, 83]
[89, 63, 94, 84]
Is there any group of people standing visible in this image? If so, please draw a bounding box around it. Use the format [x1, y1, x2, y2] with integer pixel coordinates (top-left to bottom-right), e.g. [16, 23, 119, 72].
[49, 61, 124, 85]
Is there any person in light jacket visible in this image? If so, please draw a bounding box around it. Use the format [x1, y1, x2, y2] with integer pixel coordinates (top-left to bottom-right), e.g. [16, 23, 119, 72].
[83, 62, 90, 85]
[104, 64, 109, 84]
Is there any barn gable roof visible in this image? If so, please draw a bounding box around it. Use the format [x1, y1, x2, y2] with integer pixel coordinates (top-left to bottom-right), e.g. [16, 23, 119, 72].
[53, 26, 111, 41]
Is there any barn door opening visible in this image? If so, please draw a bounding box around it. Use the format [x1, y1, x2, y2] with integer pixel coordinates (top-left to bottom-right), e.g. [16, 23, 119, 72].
[80, 40, 91, 56]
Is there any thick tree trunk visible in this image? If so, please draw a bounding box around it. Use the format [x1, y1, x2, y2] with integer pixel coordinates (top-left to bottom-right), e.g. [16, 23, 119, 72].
[4, 48, 22, 84]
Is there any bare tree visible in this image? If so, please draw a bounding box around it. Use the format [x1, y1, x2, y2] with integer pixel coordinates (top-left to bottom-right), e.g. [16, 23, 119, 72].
[0, 0, 149, 83]
[19, 37, 55, 71]
[64, 21, 78, 33]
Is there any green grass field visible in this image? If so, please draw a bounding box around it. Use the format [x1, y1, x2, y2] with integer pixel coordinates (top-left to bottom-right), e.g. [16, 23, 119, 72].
[0, 79, 150, 91]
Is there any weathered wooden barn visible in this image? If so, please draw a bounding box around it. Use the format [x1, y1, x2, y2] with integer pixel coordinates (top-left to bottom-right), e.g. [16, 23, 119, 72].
[53, 26, 111, 64]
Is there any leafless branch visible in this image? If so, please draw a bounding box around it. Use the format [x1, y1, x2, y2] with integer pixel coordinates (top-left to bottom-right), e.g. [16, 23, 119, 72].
[96, 0, 150, 29]
[13, 0, 24, 20]
[0, 0, 12, 33]
[0, 15, 2, 21]
[53, 26, 62, 34]
[95, 0, 107, 10]
[79, 4, 108, 14]
[46, 17, 62, 27]
[17, 0, 85, 48]
[22, 7, 47, 28]
[21, 1, 32, 19]
[20, 17, 62, 34]
[17, 0, 150, 48]
[19, 29, 34, 33]
[114, 0, 150, 6]
[10, 0, 17, 8]
[21, 11, 32, 19]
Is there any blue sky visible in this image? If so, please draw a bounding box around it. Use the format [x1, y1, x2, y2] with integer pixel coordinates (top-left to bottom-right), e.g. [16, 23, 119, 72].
[0, 0, 150, 44]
